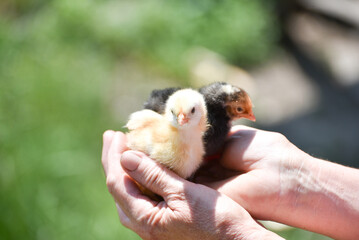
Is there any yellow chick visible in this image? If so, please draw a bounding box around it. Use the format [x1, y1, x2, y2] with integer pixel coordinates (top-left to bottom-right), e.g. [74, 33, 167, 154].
[126, 89, 208, 179]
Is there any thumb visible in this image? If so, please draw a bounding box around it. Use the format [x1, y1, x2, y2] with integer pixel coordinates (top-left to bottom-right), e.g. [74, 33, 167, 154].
[120, 151, 185, 199]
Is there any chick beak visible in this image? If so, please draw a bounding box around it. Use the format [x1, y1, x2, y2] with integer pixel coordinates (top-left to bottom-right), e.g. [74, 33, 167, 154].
[177, 112, 189, 125]
[246, 112, 256, 122]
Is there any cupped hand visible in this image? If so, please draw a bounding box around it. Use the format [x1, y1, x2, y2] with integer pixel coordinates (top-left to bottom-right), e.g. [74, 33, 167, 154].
[101, 130, 282, 240]
[195, 125, 310, 221]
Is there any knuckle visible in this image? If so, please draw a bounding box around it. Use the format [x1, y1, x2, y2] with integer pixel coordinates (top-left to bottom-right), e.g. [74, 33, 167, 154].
[143, 164, 166, 187]
[166, 189, 186, 202]
[164, 180, 185, 199]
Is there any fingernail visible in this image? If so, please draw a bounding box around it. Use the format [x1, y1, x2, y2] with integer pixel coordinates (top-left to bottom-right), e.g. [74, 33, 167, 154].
[121, 151, 141, 171]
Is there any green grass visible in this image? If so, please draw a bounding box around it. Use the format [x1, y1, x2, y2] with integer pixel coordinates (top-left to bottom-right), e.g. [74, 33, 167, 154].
[275, 228, 332, 240]
[0, 1, 332, 239]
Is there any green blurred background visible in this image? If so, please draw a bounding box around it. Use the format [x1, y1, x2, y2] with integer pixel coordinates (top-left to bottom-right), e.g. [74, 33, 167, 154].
[0, 0, 347, 239]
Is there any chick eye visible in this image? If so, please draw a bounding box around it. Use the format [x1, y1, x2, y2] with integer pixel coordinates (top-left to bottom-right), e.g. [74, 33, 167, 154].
[191, 107, 196, 114]
[236, 107, 243, 112]
[171, 109, 174, 114]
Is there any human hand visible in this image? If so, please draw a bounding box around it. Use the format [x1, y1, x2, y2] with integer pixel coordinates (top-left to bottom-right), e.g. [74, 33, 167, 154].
[102, 130, 283, 240]
[195, 125, 310, 221]
[196, 125, 359, 239]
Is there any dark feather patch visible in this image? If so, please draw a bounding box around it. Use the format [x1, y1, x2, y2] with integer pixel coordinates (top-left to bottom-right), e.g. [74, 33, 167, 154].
[144, 87, 181, 113]
[199, 82, 231, 156]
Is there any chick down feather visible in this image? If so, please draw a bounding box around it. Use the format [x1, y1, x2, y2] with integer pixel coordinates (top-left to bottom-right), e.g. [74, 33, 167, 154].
[126, 89, 208, 179]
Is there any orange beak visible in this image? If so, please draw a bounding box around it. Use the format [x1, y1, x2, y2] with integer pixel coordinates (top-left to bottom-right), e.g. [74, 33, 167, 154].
[177, 112, 189, 125]
[245, 111, 256, 122]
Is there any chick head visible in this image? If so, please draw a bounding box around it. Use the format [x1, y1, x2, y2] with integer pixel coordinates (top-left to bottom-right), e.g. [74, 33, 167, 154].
[223, 85, 256, 122]
[165, 89, 207, 129]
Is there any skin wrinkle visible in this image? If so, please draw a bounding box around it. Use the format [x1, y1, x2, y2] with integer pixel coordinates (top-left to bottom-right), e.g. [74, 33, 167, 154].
[279, 150, 300, 209]
[145, 204, 169, 228]
[142, 163, 168, 192]
[136, 205, 169, 239]
[294, 161, 347, 212]
[271, 145, 291, 210]
[165, 189, 187, 208]
[282, 162, 320, 208]
[278, 140, 305, 195]
[312, 164, 324, 217]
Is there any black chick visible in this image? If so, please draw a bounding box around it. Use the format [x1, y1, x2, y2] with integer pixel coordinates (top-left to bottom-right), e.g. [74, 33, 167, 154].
[143, 82, 255, 158]
[198, 82, 255, 157]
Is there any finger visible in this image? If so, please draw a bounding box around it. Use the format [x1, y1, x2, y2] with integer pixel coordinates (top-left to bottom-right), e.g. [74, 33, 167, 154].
[106, 132, 128, 176]
[199, 175, 250, 210]
[104, 133, 161, 226]
[120, 150, 185, 201]
[116, 200, 152, 240]
[228, 125, 255, 136]
[102, 130, 115, 175]
[105, 132, 141, 208]
[116, 202, 150, 238]
[107, 169, 157, 221]
[104, 131, 128, 193]
[201, 172, 269, 213]
[108, 131, 128, 159]
[222, 126, 259, 172]
[221, 139, 247, 171]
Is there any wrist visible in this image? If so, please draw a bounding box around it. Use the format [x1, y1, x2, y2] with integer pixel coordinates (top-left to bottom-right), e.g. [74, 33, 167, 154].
[278, 152, 359, 239]
[277, 137, 316, 198]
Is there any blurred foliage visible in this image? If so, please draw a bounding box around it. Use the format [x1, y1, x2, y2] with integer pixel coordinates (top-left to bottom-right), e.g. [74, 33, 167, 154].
[0, 0, 330, 239]
[1, 0, 279, 78]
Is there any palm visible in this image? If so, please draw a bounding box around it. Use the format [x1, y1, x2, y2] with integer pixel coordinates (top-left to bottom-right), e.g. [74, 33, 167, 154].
[195, 125, 294, 219]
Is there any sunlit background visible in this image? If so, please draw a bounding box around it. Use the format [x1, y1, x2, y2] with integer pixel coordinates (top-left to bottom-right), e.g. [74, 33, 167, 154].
[1, 0, 358, 239]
